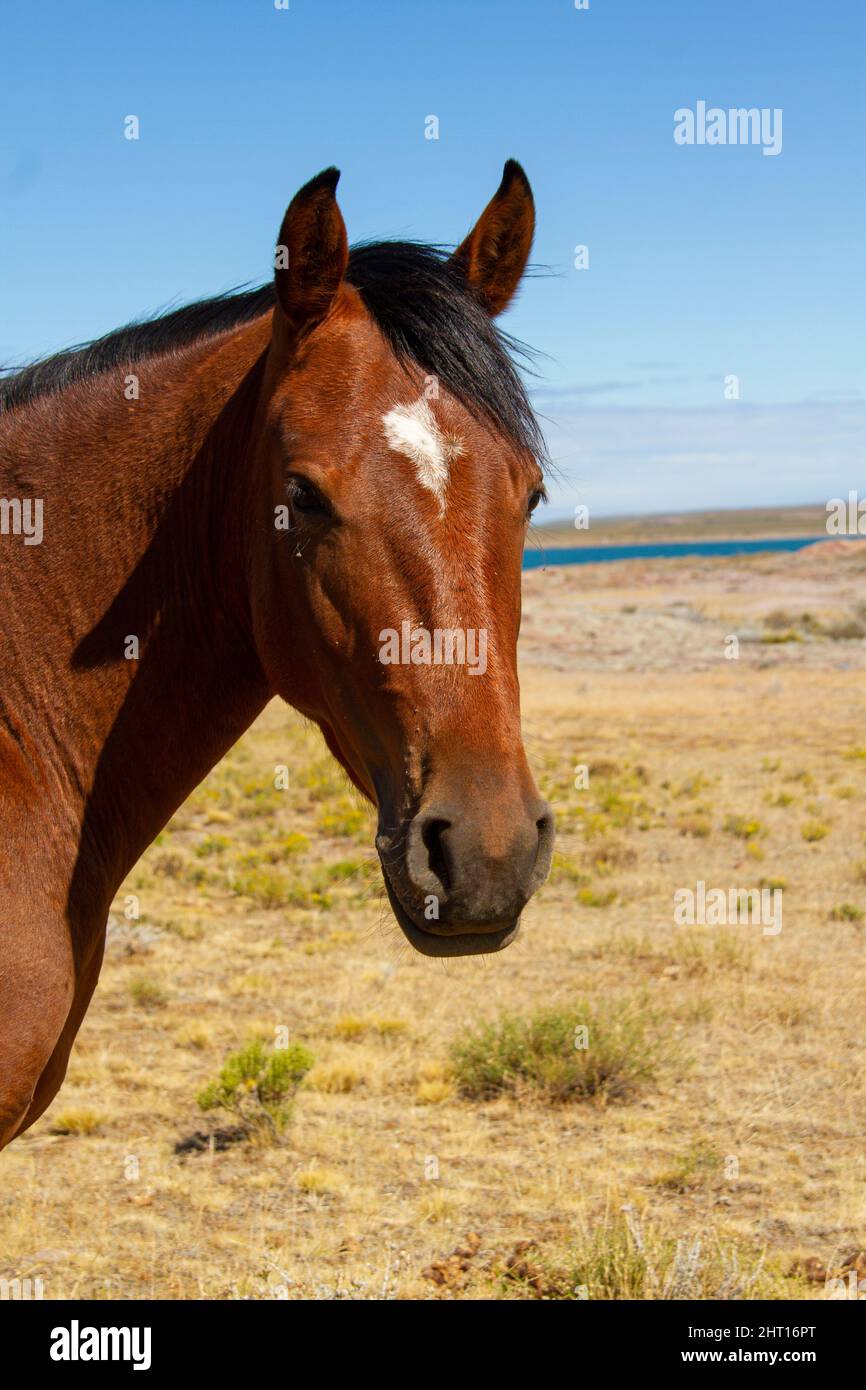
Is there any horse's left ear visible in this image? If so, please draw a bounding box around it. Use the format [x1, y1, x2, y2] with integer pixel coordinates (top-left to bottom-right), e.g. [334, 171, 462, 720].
[274, 167, 349, 340]
[451, 160, 535, 316]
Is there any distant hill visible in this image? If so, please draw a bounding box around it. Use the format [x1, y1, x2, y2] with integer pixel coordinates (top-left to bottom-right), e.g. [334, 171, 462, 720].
[536, 503, 829, 548]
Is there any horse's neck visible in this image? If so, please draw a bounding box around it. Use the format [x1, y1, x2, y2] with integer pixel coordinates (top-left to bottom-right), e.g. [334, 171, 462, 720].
[0, 318, 274, 911]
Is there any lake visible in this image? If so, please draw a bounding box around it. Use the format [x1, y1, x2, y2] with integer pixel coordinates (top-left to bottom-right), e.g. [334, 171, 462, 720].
[523, 535, 846, 570]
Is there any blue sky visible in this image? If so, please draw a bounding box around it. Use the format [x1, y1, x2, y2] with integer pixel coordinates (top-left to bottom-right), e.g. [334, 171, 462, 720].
[1, 0, 863, 518]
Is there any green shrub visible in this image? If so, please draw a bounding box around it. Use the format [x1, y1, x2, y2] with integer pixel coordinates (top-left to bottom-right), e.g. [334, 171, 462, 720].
[129, 977, 167, 1009]
[723, 814, 763, 840]
[829, 903, 863, 922]
[823, 618, 866, 641]
[801, 821, 829, 842]
[577, 886, 617, 908]
[195, 835, 230, 858]
[450, 1003, 661, 1105]
[197, 1039, 314, 1136]
[549, 853, 591, 888]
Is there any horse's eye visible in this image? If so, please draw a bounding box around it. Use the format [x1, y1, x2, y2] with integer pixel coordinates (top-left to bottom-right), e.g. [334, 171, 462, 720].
[527, 487, 545, 519]
[288, 476, 330, 518]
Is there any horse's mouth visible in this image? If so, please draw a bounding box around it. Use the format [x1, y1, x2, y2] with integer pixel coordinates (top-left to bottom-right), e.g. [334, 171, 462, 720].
[380, 872, 521, 958]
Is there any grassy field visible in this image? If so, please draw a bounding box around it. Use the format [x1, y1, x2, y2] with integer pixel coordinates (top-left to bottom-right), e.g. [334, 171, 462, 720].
[2, 536, 865, 1300]
[536, 502, 830, 549]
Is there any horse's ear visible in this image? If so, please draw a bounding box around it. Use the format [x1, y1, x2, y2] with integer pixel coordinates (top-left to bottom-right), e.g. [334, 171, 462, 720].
[274, 167, 349, 339]
[451, 160, 535, 317]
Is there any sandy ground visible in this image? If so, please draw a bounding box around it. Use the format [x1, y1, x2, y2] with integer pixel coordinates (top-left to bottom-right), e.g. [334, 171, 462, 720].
[1, 541, 864, 1300]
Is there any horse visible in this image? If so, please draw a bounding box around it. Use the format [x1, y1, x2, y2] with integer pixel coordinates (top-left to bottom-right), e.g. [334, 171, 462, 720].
[0, 161, 554, 1148]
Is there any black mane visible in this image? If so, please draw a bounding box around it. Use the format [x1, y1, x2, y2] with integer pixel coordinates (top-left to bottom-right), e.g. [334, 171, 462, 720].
[0, 241, 544, 460]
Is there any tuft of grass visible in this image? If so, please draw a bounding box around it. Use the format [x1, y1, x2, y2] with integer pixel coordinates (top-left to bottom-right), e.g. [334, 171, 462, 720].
[195, 835, 230, 858]
[450, 1002, 664, 1105]
[330, 1014, 366, 1040]
[305, 1062, 361, 1094]
[762, 609, 822, 639]
[416, 1079, 455, 1105]
[153, 851, 185, 878]
[331, 1014, 407, 1040]
[594, 786, 650, 828]
[329, 1013, 406, 1041]
[591, 838, 637, 873]
[233, 867, 290, 907]
[238, 836, 311, 867]
[549, 853, 591, 888]
[279, 831, 311, 856]
[544, 1207, 773, 1301]
[373, 1016, 408, 1037]
[577, 886, 617, 908]
[784, 768, 815, 787]
[233, 867, 331, 910]
[829, 903, 863, 923]
[772, 997, 811, 1028]
[235, 782, 283, 819]
[296, 1167, 344, 1194]
[673, 772, 710, 799]
[763, 609, 797, 631]
[50, 1109, 104, 1137]
[671, 931, 754, 979]
[678, 814, 712, 838]
[653, 1141, 721, 1192]
[823, 617, 866, 641]
[760, 630, 802, 644]
[587, 757, 621, 778]
[129, 977, 168, 1009]
[723, 814, 763, 840]
[174, 1022, 213, 1050]
[801, 821, 830, 842]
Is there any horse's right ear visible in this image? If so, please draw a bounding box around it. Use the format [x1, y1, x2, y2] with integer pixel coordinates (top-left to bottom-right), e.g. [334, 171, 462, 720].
[273, 168, 349, 341]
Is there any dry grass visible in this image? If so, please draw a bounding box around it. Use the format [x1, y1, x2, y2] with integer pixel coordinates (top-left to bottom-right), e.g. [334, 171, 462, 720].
[1, 543, 864, 1300]
[536, 502, 830, 548]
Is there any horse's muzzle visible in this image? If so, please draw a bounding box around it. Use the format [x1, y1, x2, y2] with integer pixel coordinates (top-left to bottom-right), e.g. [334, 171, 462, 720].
[376, 796, 554, 957]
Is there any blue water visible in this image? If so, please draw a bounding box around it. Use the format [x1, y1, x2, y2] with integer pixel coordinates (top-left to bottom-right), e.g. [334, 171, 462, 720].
[523, 535, 847, 570]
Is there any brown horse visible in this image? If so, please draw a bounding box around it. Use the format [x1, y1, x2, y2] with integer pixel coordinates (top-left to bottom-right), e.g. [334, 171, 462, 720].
[0, 162, 554, 1148]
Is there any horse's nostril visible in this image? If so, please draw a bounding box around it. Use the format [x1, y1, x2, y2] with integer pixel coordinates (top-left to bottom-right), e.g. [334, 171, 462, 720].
[533, 802, 556, 884]
[421, 816, 452, 894]
[405, 810, 454, 899]
[403, 798, 554, 920]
